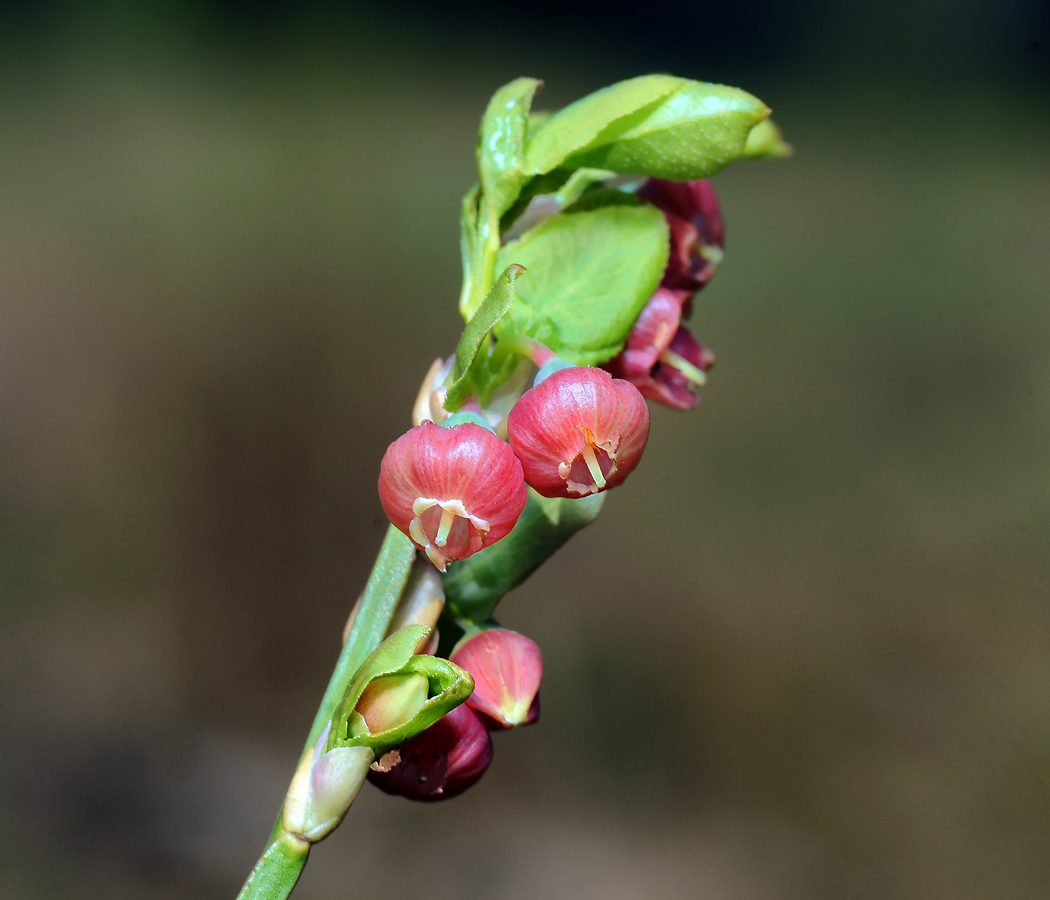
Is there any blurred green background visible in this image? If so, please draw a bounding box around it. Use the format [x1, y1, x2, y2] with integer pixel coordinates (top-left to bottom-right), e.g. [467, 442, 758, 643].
[1, 2, 1048, 898]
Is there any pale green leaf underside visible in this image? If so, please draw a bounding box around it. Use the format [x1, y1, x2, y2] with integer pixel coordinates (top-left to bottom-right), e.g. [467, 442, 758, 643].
[523, 74, 686, 176]
[496, 204, 668, 365]
[743, 117, 793, 159]
[560, 81, 770, 180]
[479, 77, 541, 220]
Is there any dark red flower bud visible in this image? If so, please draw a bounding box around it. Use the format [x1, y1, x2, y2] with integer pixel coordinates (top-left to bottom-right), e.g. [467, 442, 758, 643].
[507, 366, 649, 498]
[604, 288, 715, 411]
[367, 703, 493, 802]
[638, 178, 724, 292]
[451, 628, 542, 729]
[378, 421, 527, 570]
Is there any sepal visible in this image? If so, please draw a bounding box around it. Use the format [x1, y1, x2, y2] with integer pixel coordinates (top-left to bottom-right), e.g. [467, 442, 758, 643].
[283, 721, 374, 842]
[329, 626, 475, 760]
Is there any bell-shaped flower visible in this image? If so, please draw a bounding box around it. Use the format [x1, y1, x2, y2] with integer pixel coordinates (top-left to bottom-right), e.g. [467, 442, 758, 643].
[379, 419, 527, 570]
[507, 366, 649, 498]
[604, 288, 715, 410]
[367, 703, 493, 802]
[450, 627, 542, 729]
[638, 178, 724, 293]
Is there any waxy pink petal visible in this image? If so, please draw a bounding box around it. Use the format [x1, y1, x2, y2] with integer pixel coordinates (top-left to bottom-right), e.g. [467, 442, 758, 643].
[507, 367, 650, 499]
[451, 628, 543, 729]
[638, 178, 724, 292]
[378, 422, 527, 570]
[605, 289, 715, 411]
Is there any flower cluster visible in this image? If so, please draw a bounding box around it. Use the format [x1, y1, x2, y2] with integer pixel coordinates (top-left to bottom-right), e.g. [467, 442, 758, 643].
[379, 362, 651, 570]
[605, 178, 723, 410]
[371, 177, 728, 802]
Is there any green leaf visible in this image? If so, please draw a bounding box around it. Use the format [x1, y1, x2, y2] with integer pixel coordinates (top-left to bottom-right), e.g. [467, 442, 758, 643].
[743, 117, 793, 159]
[445, 264, 525, 411]
[498, 170, 571, 235]
[478, 77, 542, 220]
[458, 185, 479, 316]
[495, 204, 668, 365]
[559, 80, 770, 180]
[442, 488, 606, 623]
[523, 75, 686, 176]
[331, 626, 474, 757]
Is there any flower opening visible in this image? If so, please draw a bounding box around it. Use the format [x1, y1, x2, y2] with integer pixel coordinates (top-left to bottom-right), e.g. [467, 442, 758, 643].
[507, 366, 649, 499]
[379, 422, 526, 570]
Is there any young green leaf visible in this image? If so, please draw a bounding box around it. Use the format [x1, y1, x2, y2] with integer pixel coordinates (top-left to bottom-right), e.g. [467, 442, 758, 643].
[458, 185, 479, 317]
[445, 264, 525, 411]
[743, 117, 793, 159]
[496, 204, 668, 365]
[559, 80, 770, 180]
[523, 74, 686, 177]
[442, 489, 606, 623]
[478, 77, 542, 220]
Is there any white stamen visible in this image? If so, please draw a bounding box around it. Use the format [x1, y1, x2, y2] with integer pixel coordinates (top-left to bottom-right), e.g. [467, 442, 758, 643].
[660, 348, 706, 385]
[579, 442, 607, 489]
[435, 506, 456, 547]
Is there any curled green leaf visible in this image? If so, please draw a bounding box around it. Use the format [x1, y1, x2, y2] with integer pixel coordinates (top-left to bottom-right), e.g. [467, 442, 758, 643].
[330, 626, 474, 758]
[523, 74, 686, 176]
[559, 80, 770, 180]
[479, 77, 542, 220]
[445, 264, 525, 411]
[743, 117, 793, 159]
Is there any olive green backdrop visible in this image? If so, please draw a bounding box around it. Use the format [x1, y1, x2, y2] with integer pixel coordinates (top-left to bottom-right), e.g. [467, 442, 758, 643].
[1, 4, 1048, 898]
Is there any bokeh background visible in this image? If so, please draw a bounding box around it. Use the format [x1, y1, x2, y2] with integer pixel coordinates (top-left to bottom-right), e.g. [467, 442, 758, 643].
[1, 2, 1048, 898]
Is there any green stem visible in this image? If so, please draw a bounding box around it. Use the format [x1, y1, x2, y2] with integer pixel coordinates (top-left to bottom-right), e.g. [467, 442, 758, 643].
[303, 525, 415, 750]
[236, 833, 310, 900]
[241, 524, 416, 899]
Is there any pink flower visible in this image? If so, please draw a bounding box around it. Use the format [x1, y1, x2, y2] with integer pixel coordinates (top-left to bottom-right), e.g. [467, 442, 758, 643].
[451, 628, 542, 729]
[379, 421, 527, 570]
[367, 703, 493, 802]
[638, 178, 724, 293]
[507, 366, 649, 499]
[604, 288, 715, 411]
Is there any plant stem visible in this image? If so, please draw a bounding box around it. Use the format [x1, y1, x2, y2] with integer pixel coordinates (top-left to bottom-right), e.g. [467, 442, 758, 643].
[237, 833, 310, 900]
[238, 524, 416, 899]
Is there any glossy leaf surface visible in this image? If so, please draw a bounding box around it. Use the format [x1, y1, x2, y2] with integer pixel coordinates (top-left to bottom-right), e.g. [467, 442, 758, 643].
[478, 77, 541, 220]
[559, 81, 769, 180]
[523, 74, 685, 176]
[496, 204, 668, 365]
